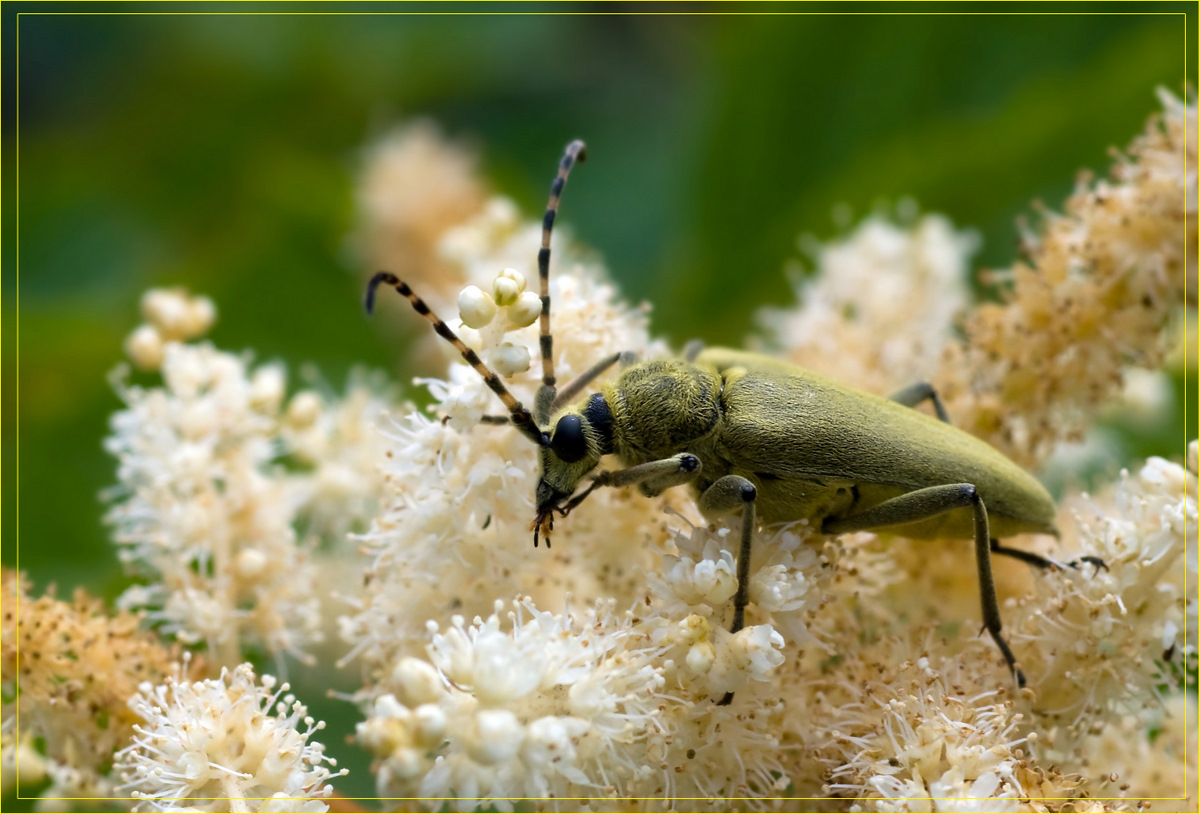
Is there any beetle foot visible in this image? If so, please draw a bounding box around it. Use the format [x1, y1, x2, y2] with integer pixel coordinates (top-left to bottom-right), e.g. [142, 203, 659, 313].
[1067, 555, 1109, 574]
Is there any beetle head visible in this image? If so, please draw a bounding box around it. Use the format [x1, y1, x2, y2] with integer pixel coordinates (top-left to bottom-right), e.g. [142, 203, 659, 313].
[532, 410, 606, 546]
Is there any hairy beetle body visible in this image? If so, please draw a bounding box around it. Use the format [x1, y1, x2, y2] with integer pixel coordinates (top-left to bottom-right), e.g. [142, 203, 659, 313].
[368, 139, 1100, 701]
[556, 348, 1057, 541]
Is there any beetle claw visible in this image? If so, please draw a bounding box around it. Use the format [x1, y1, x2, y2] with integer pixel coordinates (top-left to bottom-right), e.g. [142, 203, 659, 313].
[532, 511, 554, 548]
[1068, 555, 1109, 574]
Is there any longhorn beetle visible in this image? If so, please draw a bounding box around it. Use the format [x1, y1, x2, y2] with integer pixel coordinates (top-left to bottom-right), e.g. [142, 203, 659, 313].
[366, 140, 1104, 704]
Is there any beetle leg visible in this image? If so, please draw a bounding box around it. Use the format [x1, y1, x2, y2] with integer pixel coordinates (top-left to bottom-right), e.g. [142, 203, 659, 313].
[697, 475, 758, 635]
[561, 453, 703, 516]
[989, 539, 1063, 569]
[888, 381, 951, 424]
[697, 475, 758, 707]
[990, 540, 1110, 574]
[823, 483, 1025, 689]
[603, 453, 702, 491]
[1068, 555, 1109, 573]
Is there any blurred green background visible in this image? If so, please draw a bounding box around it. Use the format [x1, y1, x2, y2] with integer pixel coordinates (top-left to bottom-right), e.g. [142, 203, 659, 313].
[1, 3, 1194, 802]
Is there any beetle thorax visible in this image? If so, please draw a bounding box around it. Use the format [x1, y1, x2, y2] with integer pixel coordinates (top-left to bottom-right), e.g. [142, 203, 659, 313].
[604, 359, 723, 465]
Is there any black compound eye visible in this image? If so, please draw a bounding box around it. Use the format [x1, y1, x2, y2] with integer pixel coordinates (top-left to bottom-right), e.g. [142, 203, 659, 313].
[550, 414, 588, 463]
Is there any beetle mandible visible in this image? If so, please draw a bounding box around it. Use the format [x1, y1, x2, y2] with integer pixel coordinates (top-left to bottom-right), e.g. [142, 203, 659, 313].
[366, 139, 1103, 702]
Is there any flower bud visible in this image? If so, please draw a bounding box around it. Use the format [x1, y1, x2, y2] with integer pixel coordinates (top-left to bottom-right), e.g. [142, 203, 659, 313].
[182, 296, 217, 339]
[141, 288, 191, 337]
[492, 342, 531, 377]
[125, 325, 165, 371]
[686, 641, 716, 674]
[412, 703, 447, 748]
[493, 267, 526, 305]
[508, 291, 543, 328]
[458, 285, 497, 329]
[286, 391, 323, 428]
[392, 657, 445, 707]
[464, 709, 524, 765]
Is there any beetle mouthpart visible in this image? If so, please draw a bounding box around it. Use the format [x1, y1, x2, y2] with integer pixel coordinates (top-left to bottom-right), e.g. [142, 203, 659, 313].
[532, 508, 554, 549]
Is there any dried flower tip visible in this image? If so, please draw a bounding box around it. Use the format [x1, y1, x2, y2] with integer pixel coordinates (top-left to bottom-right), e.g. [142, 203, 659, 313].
[507, 290, 543, 328]
[458, 284, 498, 328]
[492, 342, 531, 377]
[125, 324, 166, 371]
[492, 267, 526, 305]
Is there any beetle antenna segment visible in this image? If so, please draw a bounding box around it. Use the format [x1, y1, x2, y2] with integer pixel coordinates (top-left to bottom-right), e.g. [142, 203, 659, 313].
[535, 139, 587, 424]
[366, 271, 547, 447]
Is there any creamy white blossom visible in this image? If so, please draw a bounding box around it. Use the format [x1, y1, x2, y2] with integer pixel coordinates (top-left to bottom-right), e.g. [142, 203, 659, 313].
[116, 661, 346, 812]
[758, 210, 977, 395]
[105, 342, 322, 666]
[358, 598, 792, 810]
[1009, 442, 1198, 738]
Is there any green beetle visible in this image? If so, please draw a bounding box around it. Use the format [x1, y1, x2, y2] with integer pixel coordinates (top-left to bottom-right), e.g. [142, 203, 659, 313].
[367, 140, 1100, 703]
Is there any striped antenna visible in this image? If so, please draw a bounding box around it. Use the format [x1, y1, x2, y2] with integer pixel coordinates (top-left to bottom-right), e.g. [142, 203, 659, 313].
[365, 271, 547, 447]
[535, 139, 587, 424]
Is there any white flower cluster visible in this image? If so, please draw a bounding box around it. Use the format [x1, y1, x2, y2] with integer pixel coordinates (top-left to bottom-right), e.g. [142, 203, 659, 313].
[357, 599, 663, 807]
[758, 210, 977, 394]
[935, 89, 1196, 465]
[105, 289, 389, 669]
[124, 288, 217, 371]
[828, 668, 1035, 812]
[106, 339, 317, 666]
[281, 370, 395, 543]
[1009, 443, 1198, 739]
[116, 661, 346, 812]
[358, 597, 794, 811]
